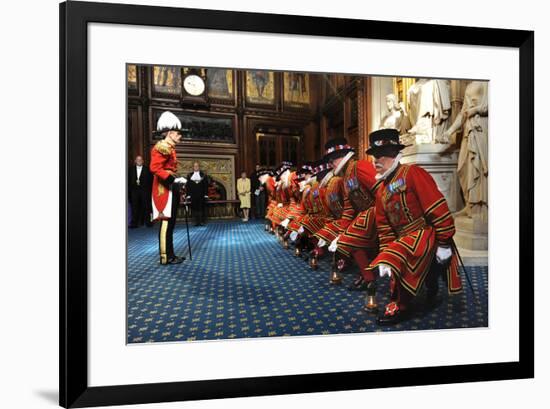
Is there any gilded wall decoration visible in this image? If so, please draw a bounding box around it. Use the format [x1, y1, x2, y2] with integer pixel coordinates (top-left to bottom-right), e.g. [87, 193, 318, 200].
[178, 156, 235, 200]
[127, 64, 137, 89]
[283, 72, 310, 107]
[245, 70, 275, 104]
[207, 68, 234, 99]
[153, 65, 181, 94]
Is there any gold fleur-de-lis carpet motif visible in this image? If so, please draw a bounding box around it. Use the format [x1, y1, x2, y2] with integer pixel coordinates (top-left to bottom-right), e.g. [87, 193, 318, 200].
[127, 220, 488, 343]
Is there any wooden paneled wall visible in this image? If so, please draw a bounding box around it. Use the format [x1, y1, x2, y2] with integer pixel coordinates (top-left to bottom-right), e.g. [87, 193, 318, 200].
[127, 66, 371, 177]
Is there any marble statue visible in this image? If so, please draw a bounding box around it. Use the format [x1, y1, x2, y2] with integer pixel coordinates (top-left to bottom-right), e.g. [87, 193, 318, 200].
[379, 93, 410, 134]
[406, 79, 452, 144]
[443, 81, 488, 222]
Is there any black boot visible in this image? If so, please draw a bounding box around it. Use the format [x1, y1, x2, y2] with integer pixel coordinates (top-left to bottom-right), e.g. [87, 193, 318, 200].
[166, 255, 185, 265]
[426, 261, 445, 307]
[348, 275, 367, 291]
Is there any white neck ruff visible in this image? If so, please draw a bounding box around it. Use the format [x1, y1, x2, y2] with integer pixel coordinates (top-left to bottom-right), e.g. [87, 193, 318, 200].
[333, 151, 355, 176]
[375, 153, 402, 181]
[319, 170, 334, 188]
[281, 170, 291, 187]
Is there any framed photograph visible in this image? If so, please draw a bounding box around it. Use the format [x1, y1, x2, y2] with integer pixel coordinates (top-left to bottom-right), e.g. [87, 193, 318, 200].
[60, 1, 534, 407]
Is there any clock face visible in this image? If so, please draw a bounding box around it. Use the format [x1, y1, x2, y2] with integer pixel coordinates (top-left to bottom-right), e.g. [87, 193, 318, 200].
[183, 74, 206, 96]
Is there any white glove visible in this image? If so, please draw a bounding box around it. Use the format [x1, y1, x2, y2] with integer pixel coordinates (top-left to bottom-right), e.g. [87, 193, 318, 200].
[204, 195, 209, 199]
[289, 231, 298, 242]
[277, 203, 283, 208]
[281, 218, 290, 228]
[379, 264, 392, 278]
[436, 246, 452, 264]
[317, 238, 327, 248]
[186, 195, 191, 199]
[298, 226, 304, 234]
[328, 235, 340, 252]
[174, 177, 187, 184]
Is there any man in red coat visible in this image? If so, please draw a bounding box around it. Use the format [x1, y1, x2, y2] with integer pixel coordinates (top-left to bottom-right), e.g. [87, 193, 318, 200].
[312, 138, 379, 288]
[150, 111, 188, 265]
[364, 129, 463, 325]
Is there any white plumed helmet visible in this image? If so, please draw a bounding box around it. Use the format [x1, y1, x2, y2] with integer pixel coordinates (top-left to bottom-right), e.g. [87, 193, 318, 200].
[155, 111, 182, 135]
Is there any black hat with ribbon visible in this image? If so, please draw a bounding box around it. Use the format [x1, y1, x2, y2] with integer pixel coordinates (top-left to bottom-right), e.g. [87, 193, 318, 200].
[323, 137, 355, 162]
[274, 161, 293, 181]
[366, 128, 408, 157]
[311, 159, 333, 180]
[256, 168, 274, 178]
[297, 162, 314, 177]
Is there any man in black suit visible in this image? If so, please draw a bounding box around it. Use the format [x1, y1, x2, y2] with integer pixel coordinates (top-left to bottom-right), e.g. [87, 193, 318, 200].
[128, 155, 153, 228]
[186, 161, 209, 226]
[251, 164, 266, 219]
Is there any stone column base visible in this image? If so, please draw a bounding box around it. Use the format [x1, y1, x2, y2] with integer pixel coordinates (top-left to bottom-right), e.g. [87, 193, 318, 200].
[454, 215, 488, 252]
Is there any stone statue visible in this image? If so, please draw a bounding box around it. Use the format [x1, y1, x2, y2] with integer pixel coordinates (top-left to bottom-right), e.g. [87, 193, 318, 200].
[406, 79, 451, 144]
[443, 81, 488, 222]
[379, 93, 410, 134]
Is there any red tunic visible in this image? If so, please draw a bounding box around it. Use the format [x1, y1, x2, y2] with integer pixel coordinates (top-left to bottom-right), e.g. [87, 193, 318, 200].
[337, 159, 380, 258]
[287, 185, 313, 231]
[298, 180, 334, 235]
[313, 175, 345, 243]
[367, 164, 462, 295]
[270, 179, 292, 225]
[149, 140, 177, 221]
[284, 172, 305, 221]
[314, 159, 369, 244]
[265, 176, 277, 222]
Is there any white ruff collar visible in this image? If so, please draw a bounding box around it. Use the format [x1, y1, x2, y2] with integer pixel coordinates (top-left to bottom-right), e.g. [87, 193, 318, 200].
[333, 151, 355, 176]
[191, 171, 202, 182]
[319, 170, 334, 188]
[375, 153, 403, 181]
[306, 176, 316, 186]
[281, 170, 291, 188]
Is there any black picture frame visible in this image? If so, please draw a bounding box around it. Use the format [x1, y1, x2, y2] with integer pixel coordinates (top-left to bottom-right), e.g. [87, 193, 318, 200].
[60, 1, 534, 407]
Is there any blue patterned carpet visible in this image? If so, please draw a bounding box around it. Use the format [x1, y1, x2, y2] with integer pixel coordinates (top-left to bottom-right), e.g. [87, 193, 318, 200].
[127, 220, 488, 343]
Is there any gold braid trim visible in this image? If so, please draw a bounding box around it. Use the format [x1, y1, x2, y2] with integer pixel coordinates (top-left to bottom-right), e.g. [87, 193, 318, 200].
[154, 140, 173, 156]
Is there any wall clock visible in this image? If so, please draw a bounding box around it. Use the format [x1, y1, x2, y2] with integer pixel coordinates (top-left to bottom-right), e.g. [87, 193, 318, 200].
[183, 73, 206, 96]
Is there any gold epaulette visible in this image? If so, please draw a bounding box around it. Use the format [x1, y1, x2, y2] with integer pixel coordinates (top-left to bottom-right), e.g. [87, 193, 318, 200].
[154, 140, 173, 156]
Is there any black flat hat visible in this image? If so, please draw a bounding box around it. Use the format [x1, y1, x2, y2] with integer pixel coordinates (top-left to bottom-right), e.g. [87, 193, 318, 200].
[311, 159, 333, 180]
[323, 137, 355, 162]
[297, 162, 314, 176]
[274, 161, 293, 181]
[257, 168, 274, 178]
[366, 129, 407, 156]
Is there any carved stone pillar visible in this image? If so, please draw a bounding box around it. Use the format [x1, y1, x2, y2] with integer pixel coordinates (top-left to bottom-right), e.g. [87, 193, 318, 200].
[356, 78, 368, 160]
[401, 144, 463, 213]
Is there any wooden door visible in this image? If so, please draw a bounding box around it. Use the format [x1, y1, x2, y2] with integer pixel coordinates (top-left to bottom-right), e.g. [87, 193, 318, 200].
[256, 133, 302, 167]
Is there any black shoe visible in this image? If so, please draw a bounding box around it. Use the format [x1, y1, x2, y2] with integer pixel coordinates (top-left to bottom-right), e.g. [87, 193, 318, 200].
[166, 256, 185, 264]
[425, 288, 442, 310]
[376, 303, 407, 326]
[347, 276, 367, 291]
